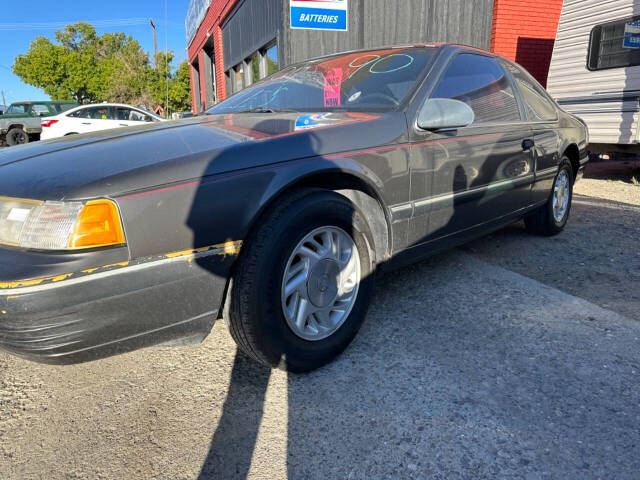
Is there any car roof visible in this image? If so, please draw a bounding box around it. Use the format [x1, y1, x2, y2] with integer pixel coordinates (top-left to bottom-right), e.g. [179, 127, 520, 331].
[10, 100, 78, 105]
[305, 43, 498, 63]
[66, 103, 156, 111]
[62, 103, 163, 118]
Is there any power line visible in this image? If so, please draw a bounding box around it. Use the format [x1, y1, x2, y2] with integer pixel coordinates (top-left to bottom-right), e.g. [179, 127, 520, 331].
[0, 18, 149, 31]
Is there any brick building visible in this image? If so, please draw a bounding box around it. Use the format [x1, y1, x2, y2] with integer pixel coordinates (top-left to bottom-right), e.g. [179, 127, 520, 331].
[491, 0, 564, 86]
[186, 0, 564, 112]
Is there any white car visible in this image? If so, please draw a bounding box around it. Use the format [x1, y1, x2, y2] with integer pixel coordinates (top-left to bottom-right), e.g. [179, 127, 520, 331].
[40, 103, 165, 140]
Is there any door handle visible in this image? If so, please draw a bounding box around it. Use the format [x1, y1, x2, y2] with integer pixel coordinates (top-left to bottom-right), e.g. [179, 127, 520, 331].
[81, 122, 92, 125]
[118, 123, 128, 127]
[522, 139, 535, 151]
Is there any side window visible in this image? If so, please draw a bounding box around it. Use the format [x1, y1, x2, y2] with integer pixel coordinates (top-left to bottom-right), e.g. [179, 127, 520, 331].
[115, 108, 134, 121]
[504, 62, 558, 122]
[67, 107, 111, 120]
[431, 54, 521, 125]
[56, 103, 77, 113]
[87, 107, 111, 120]
[32, 104, 50, 116]
[116, 108, 153, 122]
[7, 104, 26, 114]
[67, 108, 88, 118]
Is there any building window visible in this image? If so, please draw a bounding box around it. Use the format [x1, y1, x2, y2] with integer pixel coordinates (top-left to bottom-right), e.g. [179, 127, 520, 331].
[588, 16, 640, 70]
[225, 40, 279, 95]
[234, 64, 245, 93]
[249, 54, 260, 85]
[265, 43, 278, 76]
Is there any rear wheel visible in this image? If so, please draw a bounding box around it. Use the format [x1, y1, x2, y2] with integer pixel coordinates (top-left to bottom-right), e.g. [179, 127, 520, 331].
[6, 128, 29, 146]
[525, 158, 573, 236]
[226, 189, 375, 372]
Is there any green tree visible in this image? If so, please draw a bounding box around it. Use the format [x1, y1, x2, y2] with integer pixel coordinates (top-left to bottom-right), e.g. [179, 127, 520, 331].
[13, 22, 192, 115]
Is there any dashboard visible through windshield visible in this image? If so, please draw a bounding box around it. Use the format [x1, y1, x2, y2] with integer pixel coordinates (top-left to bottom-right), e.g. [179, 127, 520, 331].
[206, 47, 437, 114]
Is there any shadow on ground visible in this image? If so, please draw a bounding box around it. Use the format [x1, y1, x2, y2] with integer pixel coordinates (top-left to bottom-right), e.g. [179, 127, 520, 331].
[198, 191, 640, 478]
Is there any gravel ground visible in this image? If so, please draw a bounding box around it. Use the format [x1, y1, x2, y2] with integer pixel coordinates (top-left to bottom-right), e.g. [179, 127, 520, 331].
[1, 162, 639, 480]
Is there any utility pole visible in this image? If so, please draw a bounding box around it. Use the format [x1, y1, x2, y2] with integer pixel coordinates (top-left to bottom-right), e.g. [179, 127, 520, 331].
[150, 19, 158, 70]
[1, 91, 6, 110]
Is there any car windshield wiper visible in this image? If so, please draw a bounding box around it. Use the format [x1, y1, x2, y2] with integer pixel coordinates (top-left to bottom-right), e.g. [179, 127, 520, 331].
[234, 107, 299, 114]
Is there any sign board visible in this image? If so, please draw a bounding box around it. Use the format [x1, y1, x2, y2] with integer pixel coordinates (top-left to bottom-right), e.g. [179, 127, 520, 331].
[290, 0, 348, 31]
[623, 20, 640, 49]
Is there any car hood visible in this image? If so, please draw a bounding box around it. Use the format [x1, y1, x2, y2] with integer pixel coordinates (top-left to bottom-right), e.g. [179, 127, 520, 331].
[0, 111, 405, 200]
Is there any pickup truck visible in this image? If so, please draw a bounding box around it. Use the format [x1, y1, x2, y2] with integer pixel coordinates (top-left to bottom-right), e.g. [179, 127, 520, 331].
[0, 101, 78, 146]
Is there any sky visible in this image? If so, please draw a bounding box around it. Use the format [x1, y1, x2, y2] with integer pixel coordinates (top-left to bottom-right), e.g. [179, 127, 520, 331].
[0, 0, 192, 106]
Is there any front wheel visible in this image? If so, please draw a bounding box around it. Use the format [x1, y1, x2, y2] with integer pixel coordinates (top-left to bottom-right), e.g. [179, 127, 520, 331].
[525, 158, 573, 236]
[226, 189, 375, 372]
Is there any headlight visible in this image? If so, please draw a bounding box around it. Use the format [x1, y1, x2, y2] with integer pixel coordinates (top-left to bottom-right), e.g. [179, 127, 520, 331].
[0, 196, 125, 250]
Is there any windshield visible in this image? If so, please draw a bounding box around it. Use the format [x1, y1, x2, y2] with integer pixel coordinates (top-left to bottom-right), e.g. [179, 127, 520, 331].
[207, 47, 437, 114]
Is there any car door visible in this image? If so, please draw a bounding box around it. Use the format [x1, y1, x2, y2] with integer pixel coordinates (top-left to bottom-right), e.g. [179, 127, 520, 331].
[503, 61, 562, 205]
[407, 52, 535, 247]
[66, 106, 116, 134]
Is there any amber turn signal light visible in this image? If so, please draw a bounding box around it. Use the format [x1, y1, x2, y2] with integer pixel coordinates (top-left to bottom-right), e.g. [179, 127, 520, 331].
[68, 199, 125, 249]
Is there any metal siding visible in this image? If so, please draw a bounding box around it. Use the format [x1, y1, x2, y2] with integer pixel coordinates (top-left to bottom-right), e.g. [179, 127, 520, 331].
[282, 0, 494, 66]
[364, 0, 493, 50]
[547, 0, 640, 144]
[283, 0, 365, 65]
[223, 0, 282, 69]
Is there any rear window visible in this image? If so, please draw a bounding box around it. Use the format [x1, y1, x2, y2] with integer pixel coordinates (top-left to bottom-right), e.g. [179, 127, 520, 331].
[588, 16, 640, 70]
[55, 103, 77, 113]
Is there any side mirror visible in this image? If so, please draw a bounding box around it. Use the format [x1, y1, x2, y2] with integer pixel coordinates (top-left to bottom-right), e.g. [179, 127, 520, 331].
[417, 98, 475, 131]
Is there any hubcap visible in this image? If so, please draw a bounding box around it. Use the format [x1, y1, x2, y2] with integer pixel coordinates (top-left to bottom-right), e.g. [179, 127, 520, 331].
[553, 170, 570, 222]
[281, 226, 361, 341]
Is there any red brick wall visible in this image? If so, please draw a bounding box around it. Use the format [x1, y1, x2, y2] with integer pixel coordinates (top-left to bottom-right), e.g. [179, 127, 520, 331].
[187, 0, 241, 111]
[491, 0, 563, 87]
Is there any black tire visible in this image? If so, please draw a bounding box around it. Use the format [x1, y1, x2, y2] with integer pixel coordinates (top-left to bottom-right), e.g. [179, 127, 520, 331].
[6, 127, 29, 146]
[525, 158, 573, 236]
[226, 189, 376, 372]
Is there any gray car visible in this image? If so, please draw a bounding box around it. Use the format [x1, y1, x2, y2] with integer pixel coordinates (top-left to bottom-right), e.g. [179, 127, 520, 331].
[0, 44, 588, 371]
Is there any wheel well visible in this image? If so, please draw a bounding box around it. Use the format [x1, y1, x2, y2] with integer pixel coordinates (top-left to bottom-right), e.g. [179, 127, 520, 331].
[269, 172, 391, 264]
[563, 144, 580, 179]
[216, 172, 392, 321]
[7, 124, 25, 132]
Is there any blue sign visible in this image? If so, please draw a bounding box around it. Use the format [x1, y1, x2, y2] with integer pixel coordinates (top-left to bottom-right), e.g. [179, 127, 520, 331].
[290, 1, 348, 31]
[623, 20, 640, 48]
[623, 34, 640, 49]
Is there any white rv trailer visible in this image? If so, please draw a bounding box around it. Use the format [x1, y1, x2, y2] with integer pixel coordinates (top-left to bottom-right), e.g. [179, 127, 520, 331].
[547, 0, 640, 157]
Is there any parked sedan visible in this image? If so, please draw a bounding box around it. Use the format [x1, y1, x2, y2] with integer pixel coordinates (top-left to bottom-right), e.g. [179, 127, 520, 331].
[40, 103, 164, 140]
[0, 44, 588, 372]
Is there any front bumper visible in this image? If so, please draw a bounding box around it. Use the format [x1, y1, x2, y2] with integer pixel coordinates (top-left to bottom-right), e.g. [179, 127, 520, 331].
[0, 242, 239, 364]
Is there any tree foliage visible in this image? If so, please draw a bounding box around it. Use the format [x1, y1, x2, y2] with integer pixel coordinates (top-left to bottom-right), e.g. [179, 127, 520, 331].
[13, 22, 192, 114]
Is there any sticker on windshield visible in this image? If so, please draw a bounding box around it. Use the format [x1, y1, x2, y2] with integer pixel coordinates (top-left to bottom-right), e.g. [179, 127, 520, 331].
[324, 68, 343, 108]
